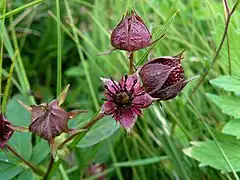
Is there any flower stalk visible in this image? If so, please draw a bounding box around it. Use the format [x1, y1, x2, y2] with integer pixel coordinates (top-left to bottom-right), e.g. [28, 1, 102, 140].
[43, 113, 105, 180]
[6, 144, 44, 176]
[43, 156, 54, 180]
[128, 52, 134, 75]
[58, 113, 105, 150]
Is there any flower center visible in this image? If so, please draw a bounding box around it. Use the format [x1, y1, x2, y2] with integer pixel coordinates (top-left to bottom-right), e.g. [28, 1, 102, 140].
[115, 91, 132, 107]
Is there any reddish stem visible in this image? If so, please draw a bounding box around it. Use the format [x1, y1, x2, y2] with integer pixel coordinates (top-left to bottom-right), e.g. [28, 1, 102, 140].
[192, 0, 238, 94]
[43, 156, 54, 180]
[6, 144, 44, 176]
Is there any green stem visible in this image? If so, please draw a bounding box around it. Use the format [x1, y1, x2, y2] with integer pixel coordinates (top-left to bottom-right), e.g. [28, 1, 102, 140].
[2, 50, 17, 114]
[0, 0, 7, 108]
[43, 156, 54, 180]
[0, 0, 44, 20]
[6, 144, 44, 176]
[64, 0, 99, 111]
[58, 113, 105, 149]
[9, 14, 35, 104]
[192, 0, 239, 94]
[46, 113, 105, 179]
[56, 0, 62, 96]
[185, 94, 239, 180]
[128, 52, 134, 74]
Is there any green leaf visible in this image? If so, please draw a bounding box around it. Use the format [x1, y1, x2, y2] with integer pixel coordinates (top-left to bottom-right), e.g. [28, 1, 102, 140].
[210, 76, 240, 94]
[17, 169, 34, 180]
[65, 66, 83, 77]
[206, 93, 240, 119]
[31, 139, 49, 164]
[6, 94, 32, 160]
[214, 20, 240, 78]
[77, 116, 120, 148]
[222, 119, 240, 139]
[0, 0, 44, 20]
[183, 134, 240, 172]
[0, 161, 23, 180]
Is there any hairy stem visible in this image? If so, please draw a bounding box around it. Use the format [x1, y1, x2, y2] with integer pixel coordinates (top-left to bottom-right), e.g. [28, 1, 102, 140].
[192, 0, 239, 94]
[6, 144, 44, 176]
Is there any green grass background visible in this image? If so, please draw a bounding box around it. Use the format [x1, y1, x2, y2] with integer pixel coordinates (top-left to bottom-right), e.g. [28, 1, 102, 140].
[1, 0, 240, 179]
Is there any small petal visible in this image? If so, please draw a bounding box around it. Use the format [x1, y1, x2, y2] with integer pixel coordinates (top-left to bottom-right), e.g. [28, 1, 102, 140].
[101, 101, 116, 115]
[49, 138, 57, 158]
[150, 79, 188, 100]
[133, 93, 154, 108]
[18, 99, 32, 112]
[131, 107, 143, 116]
[57, 84, 70, 106]
[68, 110, 88, 119]
[9, 125, 29, 132]
[100, 77, 119, 94]
[140, 63, 174, 93]
[120, 73, 141, 92]
[119, 109, 137, 133]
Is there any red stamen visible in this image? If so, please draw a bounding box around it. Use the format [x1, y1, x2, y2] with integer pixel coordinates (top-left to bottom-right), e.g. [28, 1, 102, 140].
[110, 77, 120, 91]
[104, 85, 115, 95]
[112, 85, 119, 92]
[130, 79, 138, 92]
[124, 74, 128, 90]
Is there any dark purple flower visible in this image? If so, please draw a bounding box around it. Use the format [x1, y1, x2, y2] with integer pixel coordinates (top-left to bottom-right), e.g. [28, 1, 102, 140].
[101, 73, 154, 132]
[0, 114, 14, 149]
[88, 163, 106, 180]
[110, 10, 151, 52]
[139, 53, 189, 100]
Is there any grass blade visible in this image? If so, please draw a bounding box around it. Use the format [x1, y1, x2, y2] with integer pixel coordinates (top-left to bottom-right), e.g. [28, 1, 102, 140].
[56, 0, 62, 96]
[0, 0, 44, 20]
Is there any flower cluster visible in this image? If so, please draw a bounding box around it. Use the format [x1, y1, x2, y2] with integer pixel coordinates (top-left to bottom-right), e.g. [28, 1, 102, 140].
[101, 10, 189, 132]
[0, 9, 189, 163]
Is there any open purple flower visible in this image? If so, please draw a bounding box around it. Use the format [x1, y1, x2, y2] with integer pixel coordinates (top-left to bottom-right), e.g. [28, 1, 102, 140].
[101, 73, 154, 132]
[0, 114, 14, 149]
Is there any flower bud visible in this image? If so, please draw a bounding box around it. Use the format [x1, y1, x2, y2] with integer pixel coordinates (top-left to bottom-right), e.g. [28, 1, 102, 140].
[139, 53, 188, 100]
[19, 85, 87, 157]
[0, 114, 14, 149]
[110, 10, 151, 52]
[29, 100, 70, 140]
